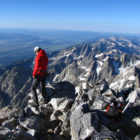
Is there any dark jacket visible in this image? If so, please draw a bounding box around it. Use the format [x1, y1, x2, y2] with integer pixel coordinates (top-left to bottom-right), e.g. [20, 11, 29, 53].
[33, 49, 48, 77]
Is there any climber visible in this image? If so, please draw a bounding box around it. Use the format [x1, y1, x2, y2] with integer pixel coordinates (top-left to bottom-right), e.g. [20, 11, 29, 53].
[105, 98, 124, 121]
[31, 46, 49, 106]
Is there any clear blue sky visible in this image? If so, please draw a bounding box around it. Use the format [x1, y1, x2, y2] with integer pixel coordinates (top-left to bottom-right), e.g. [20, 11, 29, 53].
[0, 0, 140, 33]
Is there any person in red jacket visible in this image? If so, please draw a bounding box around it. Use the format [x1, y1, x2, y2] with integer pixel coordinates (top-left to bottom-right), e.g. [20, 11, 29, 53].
[31, 46, 49, 106]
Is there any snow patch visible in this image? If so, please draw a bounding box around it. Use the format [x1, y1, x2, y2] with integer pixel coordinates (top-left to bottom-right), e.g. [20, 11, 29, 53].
[85, 68, 90, 72]
[103, 56, 109, 62]
[109, 81, 118, 89]
[82, 83, 87, 90]
[128, 75, 135, 81]
[95, 53, 104, 58]
[26, 129, 36, 136]
[79, 77, 86, 81]
[109, 78, 125, 90]
[128, 91, 137, 103]
[53, 74, 59, 82]
[130, 60, 140, 67]
[81, 66, 87, 69]
[84, 72, 90, 77]
[75, 86, 80, 94]
[77, 55, 84, 59]
[96, 61, 104, 76]
[119, 67, 128, 76]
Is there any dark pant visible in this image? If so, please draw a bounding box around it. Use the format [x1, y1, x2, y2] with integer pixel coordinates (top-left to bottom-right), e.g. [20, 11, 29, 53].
[31, 75, 47, 104]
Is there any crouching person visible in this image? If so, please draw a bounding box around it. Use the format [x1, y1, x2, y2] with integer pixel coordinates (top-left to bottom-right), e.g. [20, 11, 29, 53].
[105, 98, 124, 122]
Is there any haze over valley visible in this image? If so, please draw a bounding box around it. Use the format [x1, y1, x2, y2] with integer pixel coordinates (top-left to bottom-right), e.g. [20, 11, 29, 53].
[0, 29, 117, 67]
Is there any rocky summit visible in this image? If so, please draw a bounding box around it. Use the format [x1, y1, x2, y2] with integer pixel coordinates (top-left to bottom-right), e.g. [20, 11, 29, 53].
[0, 37, 140, 139]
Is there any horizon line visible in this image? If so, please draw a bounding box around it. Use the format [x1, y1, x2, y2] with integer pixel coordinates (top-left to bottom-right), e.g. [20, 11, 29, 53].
[0, 27, 140, 35]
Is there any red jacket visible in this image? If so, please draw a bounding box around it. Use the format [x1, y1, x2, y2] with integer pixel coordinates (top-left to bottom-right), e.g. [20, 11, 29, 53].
[33, 49, 48, 77]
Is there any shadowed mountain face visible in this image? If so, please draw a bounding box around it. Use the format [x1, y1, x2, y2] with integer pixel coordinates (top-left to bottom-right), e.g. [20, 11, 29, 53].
[0, 36, 140, 139]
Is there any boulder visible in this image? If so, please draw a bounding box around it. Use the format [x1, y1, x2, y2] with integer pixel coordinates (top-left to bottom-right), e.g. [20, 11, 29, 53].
[2, 118, 17, 130]
[49, 81, 75, 112]
[0, 128, 12, 140]
[50, 97, 73, 112]
[70, 103, 99, 140]
[18, 116, 45, 131]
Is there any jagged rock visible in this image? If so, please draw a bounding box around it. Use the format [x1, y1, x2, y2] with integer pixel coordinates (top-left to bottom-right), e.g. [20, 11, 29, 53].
[50, 81, 75, 112]
[100, 84, 109, 94]
[46, 120, 62, 134]
[18, 116, 45, 131]
[9, 108, 25, 119]
[0, 66, 31, 99]
[102, 89, 115, 97]
[86, 89, 96, 102]
[92, 97, 109, 110]
[2, 118, 17, 130]
[26, 129, 36, 137]
[95, 79, 109, 94]
[53, 81, 75, 94]
[24, 106, 38, 117]
[0, 106, 13, 120]
[91, 125, 119, 140]
[50, 97, 74, 112]
[70, 103, 99, 140]
[135, 134, 140, 140]
[60, 111, 71, 137]
[54, 61, 84, 84]
[0, 128, 12, 140]
[39, 104, 53, 117]
[50, 110, 63, 121]
[11, 78, 32, 107]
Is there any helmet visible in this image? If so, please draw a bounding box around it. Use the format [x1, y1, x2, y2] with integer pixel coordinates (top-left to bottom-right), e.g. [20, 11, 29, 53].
[34, 46, 40, 52]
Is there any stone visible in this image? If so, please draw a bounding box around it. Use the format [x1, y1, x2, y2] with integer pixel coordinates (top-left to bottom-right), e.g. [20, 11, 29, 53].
[2, 118, 17, 130]
[70, 103, 99, 140]
[0, 128, 12, 140]
[18, 116, 45, 131]
[50, 97, 74, 112]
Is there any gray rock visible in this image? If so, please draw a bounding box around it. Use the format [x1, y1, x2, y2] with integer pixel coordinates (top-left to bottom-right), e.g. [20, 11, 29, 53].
[50, 97, 73, 112]
[60, 111, 71, 137]
[11, 78, 32, 107]
[38, 104, 53, 117]
[91, 125, 119, 140]
[70, 103, 99, 140]
[135, 134, 140, 140]
[50, 110, 63, 121]
[24, 106, 37, 117]
[2, 118, 17, 130]
[92, 97, 108, 110]
[0, 128, 12, 140]
[18, 116, 45, 131]
[50, 81, 75, 112]
[86, 89, 96, 102]
[9, 107, 25, 119]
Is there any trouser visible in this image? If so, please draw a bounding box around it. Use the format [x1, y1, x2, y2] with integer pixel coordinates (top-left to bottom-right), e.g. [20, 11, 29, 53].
[31, 75, 47, 104]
